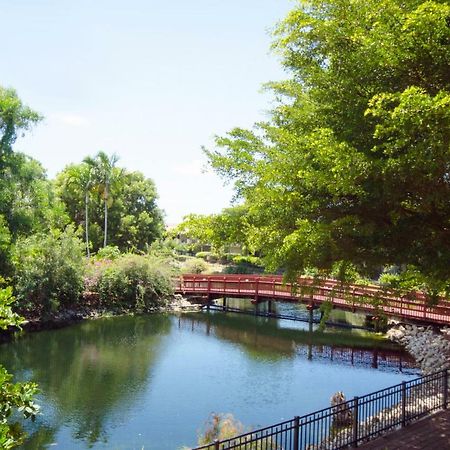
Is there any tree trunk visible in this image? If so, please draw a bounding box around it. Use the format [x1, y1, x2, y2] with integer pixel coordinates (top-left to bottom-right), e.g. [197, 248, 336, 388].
[85, 191, 90, 258]
[103, 182, 108, 247]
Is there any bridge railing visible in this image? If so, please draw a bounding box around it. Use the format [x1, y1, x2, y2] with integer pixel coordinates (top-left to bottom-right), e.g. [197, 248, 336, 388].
[192, 369, 448, 450]
[177, 275, 450, 325]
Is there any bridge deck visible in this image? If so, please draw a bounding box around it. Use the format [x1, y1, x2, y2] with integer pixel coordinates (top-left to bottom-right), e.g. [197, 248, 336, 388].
[176, 274, 450, 326]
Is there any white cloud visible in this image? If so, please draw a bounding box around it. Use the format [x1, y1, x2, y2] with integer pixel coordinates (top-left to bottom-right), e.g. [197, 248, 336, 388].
[52, 113, 90, 127]
[173, 159, 208, 176]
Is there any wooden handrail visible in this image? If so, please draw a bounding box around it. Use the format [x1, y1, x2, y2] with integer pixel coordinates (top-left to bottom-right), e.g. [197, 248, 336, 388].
[176, 274, 450, 326]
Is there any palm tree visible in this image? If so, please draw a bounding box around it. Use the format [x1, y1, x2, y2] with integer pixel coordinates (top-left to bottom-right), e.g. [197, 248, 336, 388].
[81, 158, 98, 257]
[66, 163, 94, 257]
[91, 151, 120, 248]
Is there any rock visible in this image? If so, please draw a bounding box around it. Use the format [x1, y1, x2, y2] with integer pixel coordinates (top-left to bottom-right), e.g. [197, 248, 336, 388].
[388, 323, 450, 374]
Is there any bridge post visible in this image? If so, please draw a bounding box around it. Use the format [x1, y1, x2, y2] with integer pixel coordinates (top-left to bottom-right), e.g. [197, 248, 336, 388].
[307, 303, 314, 332]
[254, 278, 259, 303]
[222, 297, 227, 311]
[267, 300, 273, 315]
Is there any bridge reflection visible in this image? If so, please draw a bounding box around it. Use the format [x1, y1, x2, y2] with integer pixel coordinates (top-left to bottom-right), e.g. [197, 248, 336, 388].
[177, 312, 417, 374]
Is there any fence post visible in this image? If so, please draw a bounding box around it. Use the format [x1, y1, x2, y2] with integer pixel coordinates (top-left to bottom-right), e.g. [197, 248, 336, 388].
[443, 369, 448, 410]
[352, 396, 359, 448]
[214, 439, 220, 450]
[293, 416, 300, 450]
[401, 381, 407, 427]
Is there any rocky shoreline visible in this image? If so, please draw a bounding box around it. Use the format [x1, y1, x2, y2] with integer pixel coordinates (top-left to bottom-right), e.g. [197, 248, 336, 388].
[387, 324, 450, 374]
[0, 294, 201, 343]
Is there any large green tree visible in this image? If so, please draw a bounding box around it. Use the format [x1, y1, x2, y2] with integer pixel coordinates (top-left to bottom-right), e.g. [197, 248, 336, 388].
[56, 160, 164, 252]
[0, 87, 41, 165]
[0, 87, 67, 275]
[206, 0, 450, 290]
[175, 205, 251, 254]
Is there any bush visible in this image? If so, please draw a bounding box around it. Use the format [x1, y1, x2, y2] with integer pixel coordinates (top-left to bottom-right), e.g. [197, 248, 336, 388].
[96, 254, 174, 310]
[195, 413, 274, 449]
[195, 251, 210, 260]
[182, 258, 208, 274]
[198, 414, 244, 445]
[12, 227, 85, 314]
[223, 261, 264, 275]
[95, 245, 121, 260]
[231, 255, 261, 266]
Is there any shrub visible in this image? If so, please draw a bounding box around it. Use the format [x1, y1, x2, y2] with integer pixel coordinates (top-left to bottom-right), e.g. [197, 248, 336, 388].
[198, 414, 245, 445]
[182, 258, 208, 274]
[195, 251, 210, 260]
[96, 254, 174, 310]
[196, 413, 274, 449]
[223, 261, 264, 274]
[0, 215, 11, 275]
[232, 255, 261, 266]
[95, 245, 121, 260]
[194, 252, 221, 263]
[12, 227, 85, 314]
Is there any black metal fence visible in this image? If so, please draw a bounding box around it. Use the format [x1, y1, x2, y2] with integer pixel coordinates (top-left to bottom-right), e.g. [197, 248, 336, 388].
[193, 369, 448, 450]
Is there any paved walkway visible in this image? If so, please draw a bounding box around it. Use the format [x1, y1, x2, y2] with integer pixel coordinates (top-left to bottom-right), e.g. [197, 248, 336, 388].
[360, 409, 450, 449]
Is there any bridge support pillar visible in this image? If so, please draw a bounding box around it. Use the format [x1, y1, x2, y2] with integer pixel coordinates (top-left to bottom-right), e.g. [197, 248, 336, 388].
[267, 300, 273, 315]
[307, 303, 315, 331]
[222, 297, 227, 311]
[254, 302, 258, 316]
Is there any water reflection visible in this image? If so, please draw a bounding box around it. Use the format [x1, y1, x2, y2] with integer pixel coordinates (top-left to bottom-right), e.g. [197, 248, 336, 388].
[178, 312, 416, 372]
[1, 315, 171, 448]
[0, 312, 418, 449]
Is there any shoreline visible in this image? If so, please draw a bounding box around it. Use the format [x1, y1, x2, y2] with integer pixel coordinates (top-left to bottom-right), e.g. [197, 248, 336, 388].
[387, 324, 450, 374]
[0, 294, 201, 344]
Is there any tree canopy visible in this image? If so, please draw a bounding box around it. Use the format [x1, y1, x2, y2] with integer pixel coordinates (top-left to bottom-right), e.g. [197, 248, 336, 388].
[0, 88, 66, 274]
[175, 205, 250, 254]
[0, 87, 41, 164]
[206, 0, 450, 291]
[55, 158, 164, 253]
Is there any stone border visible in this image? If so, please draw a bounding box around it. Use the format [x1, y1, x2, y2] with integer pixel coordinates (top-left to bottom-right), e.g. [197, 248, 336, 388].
[387, 324, 450, 374]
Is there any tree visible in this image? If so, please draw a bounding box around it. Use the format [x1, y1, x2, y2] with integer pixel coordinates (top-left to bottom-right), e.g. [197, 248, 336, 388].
[55, 161, 164, 252]
[113, 171, 164, 250]
[89, 152, 120, 248]
[0, 87, 41, 166]
[206, 0, 450, 291]
[58, 163, 94, 257]
[175, 205, 251, 254]
[0, 86, 68, 274]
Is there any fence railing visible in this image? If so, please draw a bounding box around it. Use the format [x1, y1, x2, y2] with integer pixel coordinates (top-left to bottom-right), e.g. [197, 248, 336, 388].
[193, 369, 448, 450]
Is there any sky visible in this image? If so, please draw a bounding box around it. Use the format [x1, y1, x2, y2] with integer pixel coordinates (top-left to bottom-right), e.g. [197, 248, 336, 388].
[1, 0, 293, 224]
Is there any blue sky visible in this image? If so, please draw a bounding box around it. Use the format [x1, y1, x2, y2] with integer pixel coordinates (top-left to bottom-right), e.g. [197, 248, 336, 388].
[2, 0, 292, 224]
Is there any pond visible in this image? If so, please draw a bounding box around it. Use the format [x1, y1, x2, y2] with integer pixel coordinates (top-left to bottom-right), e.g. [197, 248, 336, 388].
[1, 304, 417, 449]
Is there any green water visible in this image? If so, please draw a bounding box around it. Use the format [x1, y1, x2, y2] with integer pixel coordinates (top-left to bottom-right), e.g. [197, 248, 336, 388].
[0, 309, 417, 449]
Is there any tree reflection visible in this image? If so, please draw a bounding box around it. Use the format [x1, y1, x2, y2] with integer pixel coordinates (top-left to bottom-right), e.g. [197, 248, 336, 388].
[1, 315, 171, 447]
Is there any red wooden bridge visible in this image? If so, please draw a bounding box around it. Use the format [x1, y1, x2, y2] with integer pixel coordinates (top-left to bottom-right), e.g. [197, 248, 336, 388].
[176, 274, 450, 326]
